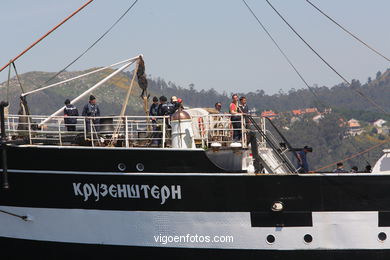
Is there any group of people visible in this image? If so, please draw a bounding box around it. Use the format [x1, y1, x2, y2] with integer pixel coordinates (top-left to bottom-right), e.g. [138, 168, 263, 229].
[297, 147, 372, 173]
[149, 95, 183, 145]
[213, 94, 250, 141]
[63, 94, 184, 134]
[332, 162, 371, 173]
[149, 95, 183, 120]
[63, 95, 100, 131]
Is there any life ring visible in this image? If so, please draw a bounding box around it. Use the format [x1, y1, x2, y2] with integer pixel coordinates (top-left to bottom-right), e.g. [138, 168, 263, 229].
[198, 117, 205, 137]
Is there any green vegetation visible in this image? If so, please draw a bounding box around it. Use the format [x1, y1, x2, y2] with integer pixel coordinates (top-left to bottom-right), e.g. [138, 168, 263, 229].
[272, 113, 389, 171]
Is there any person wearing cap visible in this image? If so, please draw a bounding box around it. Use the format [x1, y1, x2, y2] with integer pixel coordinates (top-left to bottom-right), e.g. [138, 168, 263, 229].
[82, 95, 101, 132]
[63, 99, 79, 131]
[149, 96, 159, 123]
[297, 146, 312, 173]
[156, 95, 175, 146]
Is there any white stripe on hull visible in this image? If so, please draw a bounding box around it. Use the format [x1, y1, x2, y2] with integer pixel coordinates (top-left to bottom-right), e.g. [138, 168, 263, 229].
[0, 206, 388, 250]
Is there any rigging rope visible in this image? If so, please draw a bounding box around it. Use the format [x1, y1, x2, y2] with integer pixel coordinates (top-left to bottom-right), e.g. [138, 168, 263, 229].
[43, 0, 139, 86]
[0, 0, 94, 73]
[305, 0, 390, 63]
[313, 139, 390, 172]
[0, 209, 29, 221]
[241, 0, 327, 109]
[265, 0, 390, 116]
[241, 0, 376, 167]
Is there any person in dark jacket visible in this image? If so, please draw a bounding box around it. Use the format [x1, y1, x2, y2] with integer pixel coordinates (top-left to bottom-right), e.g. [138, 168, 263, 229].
[149, 96, 159, 122]
[82, 95, 101, 132]
[149, 96, 160, 145]
[157, 96, 167, 116]
[238, 96, 250, 127]
[63, 99, 79, 131]
[157, 96, 175, 116]
[297, 146, 311, 173]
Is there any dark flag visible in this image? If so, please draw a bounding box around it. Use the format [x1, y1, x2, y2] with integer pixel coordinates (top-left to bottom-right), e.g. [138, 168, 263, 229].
[137, 56, 148, 98]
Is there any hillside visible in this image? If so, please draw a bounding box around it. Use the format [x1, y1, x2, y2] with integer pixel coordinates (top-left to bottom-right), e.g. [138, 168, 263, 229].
[0, 69, 145, 116]
[1, 67, 390, 118]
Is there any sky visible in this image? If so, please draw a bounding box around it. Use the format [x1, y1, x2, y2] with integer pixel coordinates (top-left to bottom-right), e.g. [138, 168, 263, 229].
[1, 0, 390, 95]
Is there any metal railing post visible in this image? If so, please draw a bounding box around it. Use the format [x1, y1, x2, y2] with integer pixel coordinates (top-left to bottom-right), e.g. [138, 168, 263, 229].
[0, 101, 9, 189]
[125, 117, 129, 148]
[241, 114, 245, 147]
[162, 117, 166, 148]
[83, 119, 87, 140]
[12, 117, 16, 134]
[201, 116, 205, 148]
[90, 118, 94, 147]
[28, 116, 32, 145]
[6, 116, 10, 133]
[58, 119, 62, 146]
[205, 116, 209, 147]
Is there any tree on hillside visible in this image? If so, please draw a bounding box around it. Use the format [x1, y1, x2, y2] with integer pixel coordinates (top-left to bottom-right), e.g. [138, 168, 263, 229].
[376, 71, 382, 80]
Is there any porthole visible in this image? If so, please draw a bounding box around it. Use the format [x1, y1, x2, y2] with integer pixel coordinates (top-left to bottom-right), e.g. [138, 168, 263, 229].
[266, 234, 275, 244]
[378, 232, 387, 242]
[117, 163, 126, 172]
[304, 234, 313, 244]
[136, 163, 145, 172]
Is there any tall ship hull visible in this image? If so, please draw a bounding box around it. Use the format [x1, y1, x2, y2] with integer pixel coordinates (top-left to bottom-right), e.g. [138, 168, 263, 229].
[1, 143, 390, 259]
[1, 1, 390, 257]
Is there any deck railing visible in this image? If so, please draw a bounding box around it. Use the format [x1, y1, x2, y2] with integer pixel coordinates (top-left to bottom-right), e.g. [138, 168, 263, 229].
[2, 113, 264, 149]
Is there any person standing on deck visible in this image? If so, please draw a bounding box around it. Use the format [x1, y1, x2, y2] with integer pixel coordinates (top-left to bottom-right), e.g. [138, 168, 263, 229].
[63, 99, 79, 131]
[333, 162, 348, 173]
[149, 96, 160, 145]
[171, 96, 180, 113]
[149, 96, 159, 123]
[297, 146, 311, 173]
[238, 96, 250, 128]
[82, 95, 101, 132]
[215, 102, 223, 113]
[229, 94, 242, 141]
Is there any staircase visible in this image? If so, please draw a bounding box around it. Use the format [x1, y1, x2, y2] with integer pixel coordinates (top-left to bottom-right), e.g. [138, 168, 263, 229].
[247, 116, 298, 174]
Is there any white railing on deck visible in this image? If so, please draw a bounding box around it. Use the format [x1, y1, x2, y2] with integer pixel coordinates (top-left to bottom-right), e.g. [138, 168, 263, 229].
[3, 114, 264, 149]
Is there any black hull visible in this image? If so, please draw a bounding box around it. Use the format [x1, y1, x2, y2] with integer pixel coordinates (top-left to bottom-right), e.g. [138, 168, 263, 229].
[1, 237, 390, 260]
[1, 170, 390, 212]
[1, 145, 234, 173]
[2, 146, 390, 256]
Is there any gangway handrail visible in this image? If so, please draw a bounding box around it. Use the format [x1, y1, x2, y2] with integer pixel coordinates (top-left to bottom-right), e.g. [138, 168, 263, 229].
[246, 115, 297, 173]
[264, 117, 300, 162]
